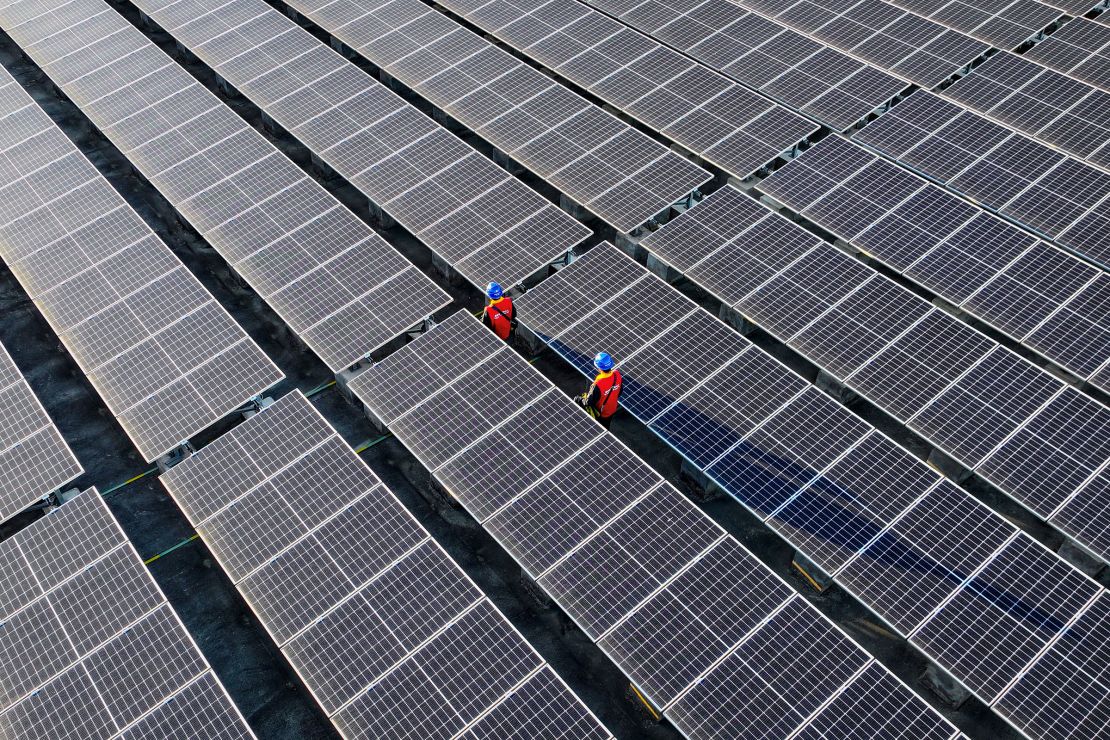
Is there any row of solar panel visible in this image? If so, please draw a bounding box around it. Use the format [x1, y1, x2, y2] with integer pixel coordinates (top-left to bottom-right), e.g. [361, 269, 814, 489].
[642, 185, 1110, 562]
[138, 0, 592, 289]
[159, 0, 1110, 402]
[274, 0, 714, 233]
[432, 0, 827, 168]
[0, 19, 615, 739]
[851, 89, 1110, 268]
[0, 339, 82, 522]
[0, 0, 454, 373]
[514, 242, 1110, 740]
[719, 0, 1110, 167]
[347, 310, 961, 740]
[0, 64, 283, 461]
[761, 135, 1110, 390]
[431, 0, 1110, 274]
[0, 488, 256, 739]
[159, 390, 612, 739]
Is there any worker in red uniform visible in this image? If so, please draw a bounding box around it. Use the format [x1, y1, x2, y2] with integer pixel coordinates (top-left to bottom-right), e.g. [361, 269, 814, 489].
[481, 282, 516, 341]
[578, 352, 622, 429]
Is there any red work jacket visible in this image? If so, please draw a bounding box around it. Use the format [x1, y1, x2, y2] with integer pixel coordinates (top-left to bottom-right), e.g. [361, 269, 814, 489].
[484, 297, 515, 340]
[587, 370, 622, 418]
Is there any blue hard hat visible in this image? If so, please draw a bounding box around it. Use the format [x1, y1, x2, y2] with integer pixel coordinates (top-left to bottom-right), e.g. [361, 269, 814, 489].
[594, 352, 614, 372]
[486, 282, 503, 300]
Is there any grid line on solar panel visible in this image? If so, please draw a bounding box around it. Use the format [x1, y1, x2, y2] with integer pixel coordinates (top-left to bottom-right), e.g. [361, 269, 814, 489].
[943, 51, 1110, 168]
[0, 340, 82, 523]
[0, 488, 255, 739]
[158, 391, 611, 737]
[851, 89, 1110, 268]
[1023, 18, 1110, 94]
[0, 64, 282, 461]
[348, 310, 961, 738]
[759, 135, 1110, 393]
[269, 0, 714, 232]
[572, 0, 911, 131]
[641, 185, 1110, 564]
[431, 0, 821, 179]
[511, 238, 1110, 721]
[722, 0, 992, 88]
[875, 0, 1062, 50]
[0, 0, 451, 372]
[132, 0, 592, 290]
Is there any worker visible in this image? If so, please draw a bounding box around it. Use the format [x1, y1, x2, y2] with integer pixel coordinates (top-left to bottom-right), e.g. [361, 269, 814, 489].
[578, 352, 622, 429]
[481, 282, 516, 341]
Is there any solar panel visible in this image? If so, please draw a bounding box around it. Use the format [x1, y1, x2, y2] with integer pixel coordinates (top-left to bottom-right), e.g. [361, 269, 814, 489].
[642, 187, 1110, 564]
[1025, 18, 1110, 94]
[348, 309, 959, 739]
[727, 0, 991, 87]
[880, 0, 1062, 49]
[0, 339, 82, 523]
[0, 0, 451, 372]
[577, 0, 910, 131]
[513, 240, 1110, 734]
[0, 64, 282, 461]
[944, 51, 1110, 168]
[131, 0, 592, 290]
[159, 390, 610, 738]
[0, 488, 255, 739]
[433, 0, 820, 177]
[760, 135, 1110, 389]
[852, 89, 1110, 268]
[272, 0, 713, 232]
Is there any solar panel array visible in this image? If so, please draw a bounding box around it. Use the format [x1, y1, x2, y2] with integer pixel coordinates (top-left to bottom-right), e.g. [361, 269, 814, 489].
[761, 135, 1110, 388]
[852, 88, 1110, 266]
[0, 63, 282, 461]
[871, 0, 1061, 49]
[0, 339, 82, 523]
[576, 0, 911, 131]
[944, 51, 1110, 168]
[159, 390, 611, 740]
[433, 0, 822, 178]
[277, 0, 713, 232]
[0, 487, 256, 740]
[1025, 17, 1110, 94]
[641, 188, 1110, 561]
[348, 310, 960, 740]
[135, 0, 592, 290]
[728, 0, 991, 87]
[0, 0, 452, 372]
[514, 241, 1110, 740]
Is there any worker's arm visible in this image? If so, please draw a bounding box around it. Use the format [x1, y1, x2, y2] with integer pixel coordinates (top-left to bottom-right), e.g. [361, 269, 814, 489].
[480, 308, 490, 327]
[585, 383, 601, 410]
[509, 301, 517, 320]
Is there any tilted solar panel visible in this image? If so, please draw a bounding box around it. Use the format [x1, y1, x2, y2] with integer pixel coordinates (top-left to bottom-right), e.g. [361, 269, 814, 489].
[944, 51, 1110, 168]
[0, 338, 82, 523]
[130, 0, 591, 290]
[0, 63, 282, 461]
[577, 0, 910, 131]
[435, 0, 821, 177]
[852, 89, 1110, 267]
[159, 390, 612, 739]
[1024, 17, 1110, 94]
[515, 241, 1110, 740]
[0, 488, 255, 739]
[348, 310, 959, 740]
[0, 0, 451, 372]
[761, 135, 1110, 390]
[727, 0, 991, 87]
[643, 187, 1110, 561]
[272, 0, 713, 232]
